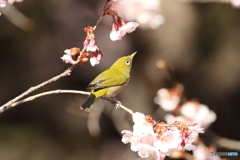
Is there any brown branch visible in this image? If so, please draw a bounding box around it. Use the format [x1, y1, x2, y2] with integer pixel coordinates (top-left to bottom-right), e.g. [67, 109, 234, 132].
[206, 130, 240, 151]
[0, 0, 109, 113]
[0, 4, 35, 31]
[0, 89, 133, 115]
[93, 0, 110, 30]
[0, 90, 89, 113]
[0, 64, 78, 113]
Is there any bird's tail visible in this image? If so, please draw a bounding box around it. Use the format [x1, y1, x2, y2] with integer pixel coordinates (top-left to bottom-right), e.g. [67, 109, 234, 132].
[80, 93, 96, 112]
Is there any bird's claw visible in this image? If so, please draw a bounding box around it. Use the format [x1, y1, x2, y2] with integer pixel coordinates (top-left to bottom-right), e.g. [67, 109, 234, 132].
[115, 100, 122, 109]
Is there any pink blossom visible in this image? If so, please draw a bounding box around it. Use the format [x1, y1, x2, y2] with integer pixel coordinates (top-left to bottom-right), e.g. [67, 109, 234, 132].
[193, 142, 221, 160]
[110, 29, 123, 41]
[132, 112, 146, 124]
[90, 57, 99, 66]
[64, 49, 71, 54]
[154, 88, 182, 111]
[0, 0, 7, 8]
[119, 22, 139, 34]
[180, 101, 216, 128]
[111, 0, 164, 29]
[231, 0, 240, 8]
[110, 19, 139, 41]
[154, 130, 181, 155]
[89, 51, 103, 66]
[84, 38, 99, 52]
[121, 112, 204, 160]
[121, 112, 158, 159]
[121, 130, 139, 151]
[181, 126, 204, 151]
[164, 114, 185, 125]
[121, 130, 157, 158]
[152, 150, 166, 160]
[61, 54, 76, 64]
[64, 48, 80, 56]
[62, 47, 102, 66]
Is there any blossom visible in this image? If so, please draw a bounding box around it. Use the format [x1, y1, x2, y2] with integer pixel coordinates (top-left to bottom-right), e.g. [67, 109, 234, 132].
[121, 112, 204, 160]
[60, 54, 76, 64]
[180, 126, 204, 151]
[110, 29, 122, 41]
[122, 130, 158, 158]
[164, 114, 185, 125]
[121, 130, 139, 151]
[111, 0, 164, 29]
[193, 142, 221, 160]
[231, 0, 240, 8]
[110, 18, 139, 41]
[154, 130, 181, 155]
[82, 26, 103, 66]
[104, 5, 139, 41]
[84, 26, 100, 52]
[121, 112, 160, 159]
[180, 101, 216, 128]
[61, 26, 103, 66]
[89, 50, 103, 66]
[61, 47, 81, 64]
[61, 46, 102, 66]
[84, 38, 99, 52]
[154, 86, 183, 111]
[163, 100, 216, 129]
[64, 47, 80, 56]
[156, 86, 216, 129]
[0, 1, 6, 8]
[110, 22, 123, 41]
[61, 47, 90, 65]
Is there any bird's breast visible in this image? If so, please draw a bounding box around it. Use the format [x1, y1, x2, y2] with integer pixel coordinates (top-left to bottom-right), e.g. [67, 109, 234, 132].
[106, 83, 127, 97]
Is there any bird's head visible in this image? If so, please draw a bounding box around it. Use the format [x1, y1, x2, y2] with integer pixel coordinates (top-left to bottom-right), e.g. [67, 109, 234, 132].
[110, 52, 137, 73]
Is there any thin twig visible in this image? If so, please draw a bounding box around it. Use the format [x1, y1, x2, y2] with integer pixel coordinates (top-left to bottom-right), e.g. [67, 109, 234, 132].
[0, 4, 35, 31]
[0, 0, 107, 112]
[0, 64, 77, 112]
[93, 1, 108, 30]
[0, 90, 89, 113]
[0, 89, 134, 115]
[206, 130, 240, 151]
[117, 104, 133, 115]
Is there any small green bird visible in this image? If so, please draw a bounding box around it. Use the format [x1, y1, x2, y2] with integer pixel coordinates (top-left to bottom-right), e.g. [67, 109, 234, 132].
[80, 52, 137, 112]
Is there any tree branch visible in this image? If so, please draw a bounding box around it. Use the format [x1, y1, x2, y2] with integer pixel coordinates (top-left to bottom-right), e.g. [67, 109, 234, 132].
[0, 0, 111, 113]
[0, 66, 77, 112]
[0, 89, 133, 115]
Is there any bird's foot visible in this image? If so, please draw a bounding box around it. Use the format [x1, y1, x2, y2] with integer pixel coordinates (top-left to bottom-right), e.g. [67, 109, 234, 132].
[101, 97, 122, 109]
[115, 100, 122, 109]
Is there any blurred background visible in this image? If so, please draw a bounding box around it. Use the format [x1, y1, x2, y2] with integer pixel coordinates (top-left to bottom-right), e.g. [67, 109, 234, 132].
[0, 0, 240, 159]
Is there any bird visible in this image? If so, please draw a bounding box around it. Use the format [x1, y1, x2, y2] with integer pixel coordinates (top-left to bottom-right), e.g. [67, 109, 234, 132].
[80, 52, 137, 112]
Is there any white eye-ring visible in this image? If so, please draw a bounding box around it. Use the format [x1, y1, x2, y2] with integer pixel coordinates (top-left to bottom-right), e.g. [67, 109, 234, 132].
[125, 60, 131, 65]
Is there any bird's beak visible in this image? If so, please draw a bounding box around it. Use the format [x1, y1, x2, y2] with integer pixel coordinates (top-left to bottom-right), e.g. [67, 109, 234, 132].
[130, 51, 137, 58]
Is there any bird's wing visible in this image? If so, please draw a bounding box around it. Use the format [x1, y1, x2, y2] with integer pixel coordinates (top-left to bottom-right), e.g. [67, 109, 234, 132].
[87, 71, 129, 91]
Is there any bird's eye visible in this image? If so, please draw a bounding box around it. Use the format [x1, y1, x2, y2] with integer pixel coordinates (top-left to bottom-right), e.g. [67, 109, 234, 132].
[125, 60, 131, 65]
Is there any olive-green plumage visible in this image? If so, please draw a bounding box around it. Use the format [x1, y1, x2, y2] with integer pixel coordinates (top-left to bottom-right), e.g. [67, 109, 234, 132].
[80, 52, 137, 112]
